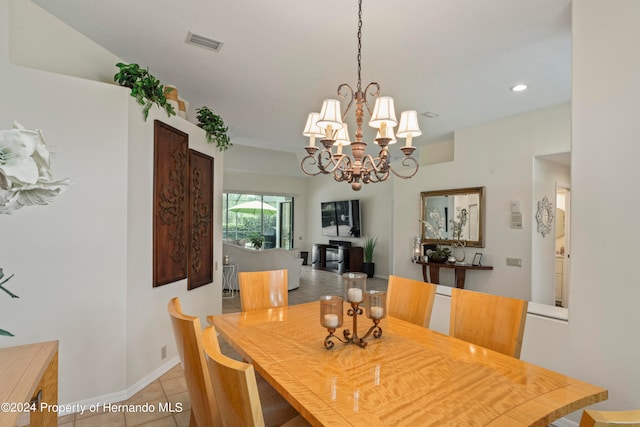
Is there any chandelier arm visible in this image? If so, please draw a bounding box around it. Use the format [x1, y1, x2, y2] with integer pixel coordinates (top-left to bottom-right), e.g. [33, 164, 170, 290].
[338, 83, 356, 120]
[362, 82, 381, 116]
[332, 155, 353, 182]
[301, 149, 333, 176]
[388, 156, 420, 179]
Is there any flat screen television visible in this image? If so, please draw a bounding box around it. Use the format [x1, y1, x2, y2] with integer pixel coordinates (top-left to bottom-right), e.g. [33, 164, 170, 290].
[321, 200, 361, 237]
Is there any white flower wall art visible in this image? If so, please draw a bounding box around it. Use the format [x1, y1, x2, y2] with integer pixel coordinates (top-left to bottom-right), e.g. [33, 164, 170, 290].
[0, 122, 71, 214]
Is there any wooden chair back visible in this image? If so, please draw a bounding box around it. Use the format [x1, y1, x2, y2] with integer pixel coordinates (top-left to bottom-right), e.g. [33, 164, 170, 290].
[238, 269, 288, 312]
[203, 325, 266, 427]
[167, 298, 222, 427]
[386, 275, 437, 327]
[449, 288, 528, 358]
[580, 409, 640, 426]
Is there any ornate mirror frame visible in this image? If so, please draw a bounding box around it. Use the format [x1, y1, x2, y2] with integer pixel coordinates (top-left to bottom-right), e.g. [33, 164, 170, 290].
[536, 196, 554, 237]
[420, 186, 486, 248]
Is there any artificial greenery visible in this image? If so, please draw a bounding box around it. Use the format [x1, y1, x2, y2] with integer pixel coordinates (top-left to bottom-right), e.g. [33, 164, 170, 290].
[0, 267, 18, 337]
[114, 63, 176, 120]
[249, 233, 265, 250]
[363, 235, 378, 264]
[429, 246, 451, 262]
[196, 106, 231, 151]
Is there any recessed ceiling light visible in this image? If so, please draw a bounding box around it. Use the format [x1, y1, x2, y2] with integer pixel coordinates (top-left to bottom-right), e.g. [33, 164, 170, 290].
[510, 84, 528, 92]
[422, 111, 439, 118]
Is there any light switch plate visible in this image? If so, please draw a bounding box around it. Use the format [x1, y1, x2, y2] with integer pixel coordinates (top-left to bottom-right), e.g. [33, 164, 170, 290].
[506, 258, 522, 267]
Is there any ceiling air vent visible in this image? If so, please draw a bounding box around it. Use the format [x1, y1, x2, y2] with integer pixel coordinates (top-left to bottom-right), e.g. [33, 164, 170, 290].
[186, 31, 224, 52]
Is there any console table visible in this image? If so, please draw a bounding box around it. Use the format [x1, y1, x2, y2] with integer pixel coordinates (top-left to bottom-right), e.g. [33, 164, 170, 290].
[312, 243, 363, 274]
[415, 260, 493, 289]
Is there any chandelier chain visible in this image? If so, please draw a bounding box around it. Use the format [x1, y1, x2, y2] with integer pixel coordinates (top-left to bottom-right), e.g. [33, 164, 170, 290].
[357, 0, 363, 92]
[300, 0, 420, 191]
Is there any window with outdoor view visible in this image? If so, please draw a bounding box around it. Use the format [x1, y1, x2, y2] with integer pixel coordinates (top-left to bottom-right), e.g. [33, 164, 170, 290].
[223, 193, 294, 249]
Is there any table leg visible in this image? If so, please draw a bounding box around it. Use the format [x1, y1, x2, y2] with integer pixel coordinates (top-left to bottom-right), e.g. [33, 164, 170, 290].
[454, 269, 467, 289]
[428, 265, 440, 284]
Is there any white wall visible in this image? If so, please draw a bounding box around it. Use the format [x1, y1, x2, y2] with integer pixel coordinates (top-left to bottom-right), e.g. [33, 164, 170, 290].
[564, 0, 640, 414]
[126, 103, 222, 391]
[8, 0, 121, 84]
[394, 103, 571, 301]
[0, 1, 223, 406]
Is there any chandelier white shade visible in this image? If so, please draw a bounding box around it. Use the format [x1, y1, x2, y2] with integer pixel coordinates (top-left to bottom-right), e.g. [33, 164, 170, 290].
[317, 99, 344, 131]
[369, 96, 398, 129]
[397, 110, 422, 147]
[300, 0, 421, 191]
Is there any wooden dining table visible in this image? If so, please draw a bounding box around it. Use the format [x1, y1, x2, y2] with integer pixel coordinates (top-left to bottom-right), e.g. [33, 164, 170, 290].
[211, 302, 606, 426]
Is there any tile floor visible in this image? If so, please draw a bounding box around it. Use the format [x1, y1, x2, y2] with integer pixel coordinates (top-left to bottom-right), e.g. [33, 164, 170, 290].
[47, 266, 387, 426]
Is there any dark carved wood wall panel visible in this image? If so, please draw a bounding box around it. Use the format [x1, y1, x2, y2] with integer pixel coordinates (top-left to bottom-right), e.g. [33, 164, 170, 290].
[188, 150, 214, 290]
[153, 121, 188, 287]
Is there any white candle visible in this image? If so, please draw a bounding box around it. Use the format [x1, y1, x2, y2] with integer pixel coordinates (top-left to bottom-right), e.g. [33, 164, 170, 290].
[405, 134, 413, 148]
[347, 288, 363, 302]
[324, 313, 339, 328]
[369, 306, 384, 320]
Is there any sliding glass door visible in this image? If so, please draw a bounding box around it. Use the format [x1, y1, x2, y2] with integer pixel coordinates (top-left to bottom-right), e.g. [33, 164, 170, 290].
[223, 193, 294, 249]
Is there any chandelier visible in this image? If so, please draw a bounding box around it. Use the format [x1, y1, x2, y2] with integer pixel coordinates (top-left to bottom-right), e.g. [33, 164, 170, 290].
[301, 0, 421, 191]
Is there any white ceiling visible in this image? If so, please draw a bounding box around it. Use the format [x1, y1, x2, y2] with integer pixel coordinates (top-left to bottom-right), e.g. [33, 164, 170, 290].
[33, 0, 572, 154]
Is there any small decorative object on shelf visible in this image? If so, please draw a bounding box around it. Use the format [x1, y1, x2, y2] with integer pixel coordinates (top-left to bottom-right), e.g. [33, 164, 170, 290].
[429, 246, 451, 263]
[321, 273, 385, 349]
[413, 236, 422, 261]
[452, 240, 466, 263]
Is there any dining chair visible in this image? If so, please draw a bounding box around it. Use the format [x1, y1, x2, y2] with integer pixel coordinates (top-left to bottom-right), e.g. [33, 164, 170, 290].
[579, 408, 640, 426]
[386, 275, 437, 327]
[449, 288, 528, 358]
[167, 297, 223, 427]
[238, 269, 288, 312]
[202, 325, 309, 427]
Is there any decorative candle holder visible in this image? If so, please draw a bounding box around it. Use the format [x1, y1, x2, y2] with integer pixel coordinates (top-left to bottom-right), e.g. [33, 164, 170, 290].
[321, 274, 384, 349]
[344, 272, 367, 304]
[320, 295, 344, 341]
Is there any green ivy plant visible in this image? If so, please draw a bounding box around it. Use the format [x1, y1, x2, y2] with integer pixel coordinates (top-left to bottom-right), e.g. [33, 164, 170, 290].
[0, 267, 18, 337]
[114, 63, 176, 121]
[196, 106, 232, 151]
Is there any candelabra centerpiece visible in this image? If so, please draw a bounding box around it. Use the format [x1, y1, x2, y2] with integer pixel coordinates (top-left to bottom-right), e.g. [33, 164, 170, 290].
[300, 0, 421, 191]
[320, 272, 386, 349]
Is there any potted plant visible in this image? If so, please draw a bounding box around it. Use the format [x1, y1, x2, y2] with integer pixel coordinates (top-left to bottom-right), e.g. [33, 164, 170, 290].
[362, 235, 378, 278]
[249, 233, 265, 250]
[114, 62, 176, 120]
[196, 106, 232, 151]
[428, 246, 451, 264]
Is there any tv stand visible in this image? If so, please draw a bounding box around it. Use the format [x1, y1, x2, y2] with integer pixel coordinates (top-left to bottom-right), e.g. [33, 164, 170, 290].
[312, 243, 363, 274]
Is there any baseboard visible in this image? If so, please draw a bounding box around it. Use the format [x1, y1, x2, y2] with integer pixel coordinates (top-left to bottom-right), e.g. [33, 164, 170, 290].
[58, 356, 180, 416]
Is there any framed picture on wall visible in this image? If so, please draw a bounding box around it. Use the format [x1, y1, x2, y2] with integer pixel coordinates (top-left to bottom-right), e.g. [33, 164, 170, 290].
[472, 253, 483, 266]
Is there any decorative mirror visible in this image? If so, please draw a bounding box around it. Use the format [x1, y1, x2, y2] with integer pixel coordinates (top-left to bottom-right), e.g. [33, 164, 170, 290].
[536, 196, 554, 237]
[420, 187, 486, 248]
